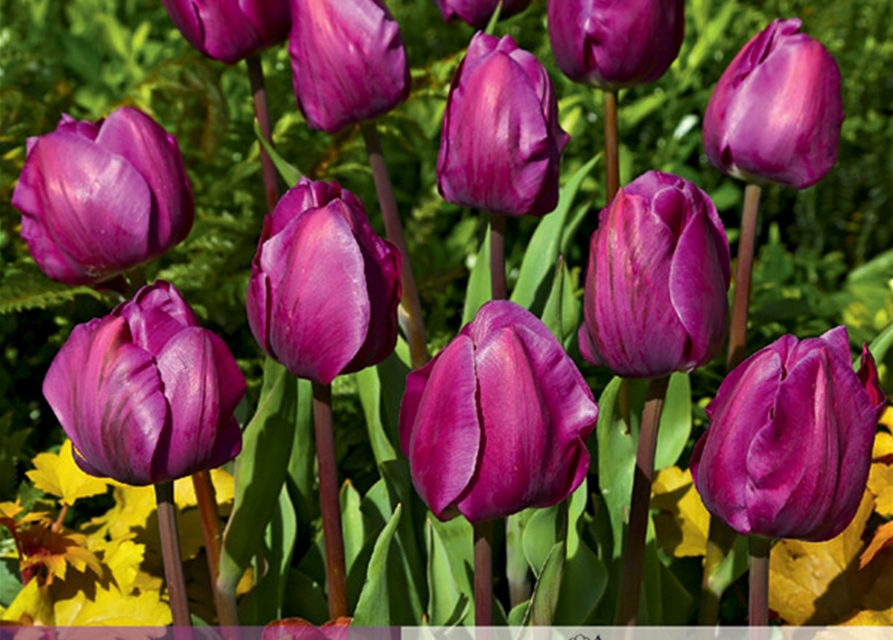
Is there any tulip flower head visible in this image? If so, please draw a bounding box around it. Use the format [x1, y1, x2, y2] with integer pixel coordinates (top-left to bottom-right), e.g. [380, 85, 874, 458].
[12, 108, 194, 286]
[578, 171, 731, 378]
[691, 327, 885, 541]
[43, 282, 246, 486]
[400, 300, 598, 523]
[703, 18, 844, 189]
[246, 178, 401, 385]
[547, 0, 685, 90]
[433, 0, 531, 28]
[161, 0, 291, 64]
[288, 0, 411, 133]
[437, 32, 569, 218]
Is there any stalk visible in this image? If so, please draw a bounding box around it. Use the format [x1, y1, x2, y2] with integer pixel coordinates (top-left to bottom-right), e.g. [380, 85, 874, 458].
[489, 213, 507, 301]
[748, 535, 772, 627]
[604, 90, 620, 203]
[246, 54, 280, 213]
[361, 122, 429, 369]
[726, 183, 762, 370]
[313, 381, 349, 619]
[474, 520, 494, 626]
[615, 375, 670, 625]
[155, 481, 192, 627]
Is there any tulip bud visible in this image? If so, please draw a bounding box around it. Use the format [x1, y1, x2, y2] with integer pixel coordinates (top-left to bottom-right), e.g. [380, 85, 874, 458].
[246, 178, 401, 385]
[578, 171, 731, 378]
[703, 18, 844, 189]
[437, 32, 569, 217]
[400, 300, 598, 523]
[11, 108, 194, 286]
[691, 327, 885, 541]
[288, 0, 411, 134]
[43, 282, 246, 486]
[161, 0, 291, 64]
[433, 0, 531, 28]
[547, 0, 685, 90]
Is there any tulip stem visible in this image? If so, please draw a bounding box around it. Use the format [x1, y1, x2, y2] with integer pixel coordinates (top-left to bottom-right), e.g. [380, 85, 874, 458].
[155, 481, 192, 627]
[604, 90, 620, 203]
[727, 183, 762, 370]
[246, 53, 280, 214]
[192, 470, 239, 625]
[312, 381, 349, 620]
[361, 122, 429, 369]
[748, 535, 772, 627]
[474, 519, 493, 626]
[489, 213, 507, 300]
[615, 375, 670, 626]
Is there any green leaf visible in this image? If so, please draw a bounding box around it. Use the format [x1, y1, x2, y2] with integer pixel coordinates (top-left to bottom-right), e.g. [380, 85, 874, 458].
[654, 373, 692, 470]
[522, 505, 565, 580]
[426, 518, 471, 626]
[287, 378, 316, 537]
[511, 155, 599, 312]
[219, 358, 298, 594]
[253, 119, 303, 187]
[506, 511, 532, 609]
[428, 515, 474, 613]
[525, 541, 566, 626]
[462, 224, 491, 325]
[540, 257, 581, 346]
[0, 267, 104, 315]
[356, 367, 398, 466]
[865, 320, 893, 365]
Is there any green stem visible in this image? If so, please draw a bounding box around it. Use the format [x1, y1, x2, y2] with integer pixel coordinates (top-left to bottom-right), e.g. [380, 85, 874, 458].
[474, 520, 493, 626]
[604, 90, 620, 203]
[727, 183, 762, 370]
[360, 122, 429, 369]
[313, 381, 349, 620]
[615, 375, 670, 625]
[155, 481, 192, 627]
[748, 535, 772, 627]
[246, 53, 280, 214]
[489, 213, 507, 301]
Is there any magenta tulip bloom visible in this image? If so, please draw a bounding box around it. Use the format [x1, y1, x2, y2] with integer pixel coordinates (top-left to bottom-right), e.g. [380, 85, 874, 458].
[703, 18, 844, 189]
[246, 178, 401, 384]
[43, 282, 246, 486]
[437, 32, 569, 218]
[288, 0, 410, 133]
[161, 0, 291, 64]
[433, 0, 531, 28]
[11, 108, 193, 286]
[547, 0, 685, 90]
[400, 300, 598, 523]
[691, 327, 885, 541]
[578, 171, 731, 378]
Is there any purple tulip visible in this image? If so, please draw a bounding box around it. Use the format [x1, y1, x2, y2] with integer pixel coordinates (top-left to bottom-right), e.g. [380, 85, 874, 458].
[400, 300, 598, 523]
[43, 281, 246, 486]
[703, 19, 844, 189]
[246, 178, 401, 385]
[691, 327, 885, 541]
[161, 0, 291, 64]
[11, 108, 194, 286]
[578, 171, 731, 378]
[437, 32, 569, 218]
[547, 0, 685, 90]
[433, 0, 531, 28]
[288, 0, 411, 133]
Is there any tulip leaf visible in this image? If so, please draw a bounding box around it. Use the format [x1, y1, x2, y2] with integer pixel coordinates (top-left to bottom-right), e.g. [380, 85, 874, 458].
[287, 378, 316, 538]
[511, 155, 599, 313]
[281, 568, 330, 625]
[356, 367, 398, 466]
[219, 358, 298, 596]
[524, 540, 565, 626]
[540, 256, 581, 347]
[428, 515, 475, 617]
[865, 319, 893, 365]
[506, 511, 533, 609]
[462, 224, 491, 325]
[653, 372, 692, 470]
[253, 119, 304, 188]
[352, 503, 419, 625]
[426, 517, 471, 626]
[522, 505, 565, 580]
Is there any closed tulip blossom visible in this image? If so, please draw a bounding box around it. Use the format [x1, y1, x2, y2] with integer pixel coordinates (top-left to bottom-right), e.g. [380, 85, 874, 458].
[246, 178, 401, 384]
[400, 300, 598, 523]
[288, 0, 410, 133]
[578, 171, 731, 378]
[547, 0, 685, 89]
[691, 327, 885, 541]
[433, 0, 531, 28]
[12, 108, 193, 286]
[161, 0, 291, 64]
[43, 282, 246, 486]
[703, 18, 844, 189]
[437, 32, 569, 217]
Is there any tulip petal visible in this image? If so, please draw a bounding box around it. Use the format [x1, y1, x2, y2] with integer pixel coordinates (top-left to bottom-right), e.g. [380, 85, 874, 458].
[120, 280, 200, 357]
[43, 317, 168, 485]
[265, 207, 370, 384]
[401, 335, 480, 520]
